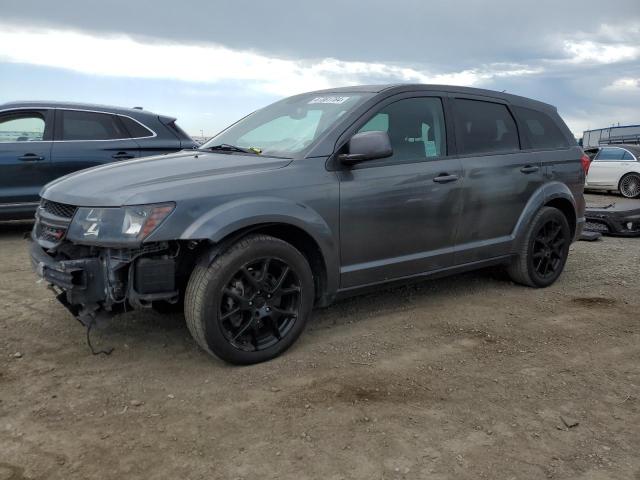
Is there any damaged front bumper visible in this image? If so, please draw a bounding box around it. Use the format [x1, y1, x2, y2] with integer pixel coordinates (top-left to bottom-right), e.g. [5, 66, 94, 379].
[30, 239, 180, 325]
[31, 242, 106, 321]
[584, 203, 640, 237]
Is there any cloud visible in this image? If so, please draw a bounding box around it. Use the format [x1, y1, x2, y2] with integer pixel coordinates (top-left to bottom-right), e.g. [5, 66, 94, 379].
[563, 40, 639, 64]
[0, 24, 542, 96]
[605, 78, 640, 90]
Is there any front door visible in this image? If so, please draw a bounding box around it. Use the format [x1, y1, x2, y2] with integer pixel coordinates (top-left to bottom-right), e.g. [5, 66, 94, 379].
[338, 95, 462, 288]
[0, 109, 53, 206]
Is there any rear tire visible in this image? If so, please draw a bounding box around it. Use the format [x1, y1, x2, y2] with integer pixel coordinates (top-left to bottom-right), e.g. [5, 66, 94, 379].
[507, 207, 571, 288]
[619, 173, 640, 198]
[184, 234, 314, 365]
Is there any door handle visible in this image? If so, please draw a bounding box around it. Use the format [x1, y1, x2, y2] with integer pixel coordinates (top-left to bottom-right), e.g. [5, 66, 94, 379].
[520, 165, 539, 174]
[112, 152, 135, 160]
[433, 174, 459, 184]
[18, 153, 45, 162]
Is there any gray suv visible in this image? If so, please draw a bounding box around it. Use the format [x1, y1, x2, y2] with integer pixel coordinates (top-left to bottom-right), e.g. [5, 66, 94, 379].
[30, 85, 586, 364]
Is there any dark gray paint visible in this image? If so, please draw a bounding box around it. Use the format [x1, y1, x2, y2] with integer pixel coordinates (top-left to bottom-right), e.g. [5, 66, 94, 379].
[37, 84, 585, 303]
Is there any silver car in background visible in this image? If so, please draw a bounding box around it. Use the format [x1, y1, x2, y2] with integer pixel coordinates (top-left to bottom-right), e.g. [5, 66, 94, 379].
[585, 145, 640, 198]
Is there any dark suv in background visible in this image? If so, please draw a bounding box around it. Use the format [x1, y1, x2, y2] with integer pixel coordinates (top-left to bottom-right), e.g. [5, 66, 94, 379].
[0, 101, 196, 219]
[30, 85, 586, 364]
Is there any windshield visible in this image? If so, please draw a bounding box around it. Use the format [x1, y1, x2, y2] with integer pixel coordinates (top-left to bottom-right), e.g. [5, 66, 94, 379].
[202, 93, 372, 158]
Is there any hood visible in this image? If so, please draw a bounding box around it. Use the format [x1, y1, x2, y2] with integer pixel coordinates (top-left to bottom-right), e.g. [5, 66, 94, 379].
[41, 150, 292, 206]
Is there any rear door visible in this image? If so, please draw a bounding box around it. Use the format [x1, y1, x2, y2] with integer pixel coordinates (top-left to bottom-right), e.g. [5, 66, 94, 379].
[452, 96, 543, 264]
[50, 109, 140, 179]
[587, 147, 627, 186]
[0, 109, 53, 205]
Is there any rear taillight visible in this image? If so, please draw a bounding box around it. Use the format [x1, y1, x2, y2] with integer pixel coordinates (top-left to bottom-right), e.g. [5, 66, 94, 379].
[581, 154, 591, 175]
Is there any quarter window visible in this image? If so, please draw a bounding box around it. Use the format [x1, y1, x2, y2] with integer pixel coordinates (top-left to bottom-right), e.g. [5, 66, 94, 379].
[120, 116, 154, 138]
[59, 110, 129, 141]
[0, 113, 46, 142]
[357, 97, 446, 161]
[454, 99, 519, 155]
[622, 150, 635, 160]
[514, 107, 569, 149]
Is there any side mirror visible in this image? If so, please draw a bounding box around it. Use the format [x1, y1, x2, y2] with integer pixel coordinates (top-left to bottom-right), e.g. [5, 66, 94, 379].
[339, 131, 393, 166]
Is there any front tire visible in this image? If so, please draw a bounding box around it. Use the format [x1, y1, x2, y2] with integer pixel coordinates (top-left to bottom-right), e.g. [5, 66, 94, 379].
[619, 173, 640, 198]
[507, 207, 571, 288]
[185, 234, 314, 365]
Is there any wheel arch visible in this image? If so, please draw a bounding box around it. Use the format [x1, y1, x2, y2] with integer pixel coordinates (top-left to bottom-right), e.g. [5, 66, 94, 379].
[544, 197, 577, 239]
[180, 197, 339, 306]
[513, 182, 579, 245]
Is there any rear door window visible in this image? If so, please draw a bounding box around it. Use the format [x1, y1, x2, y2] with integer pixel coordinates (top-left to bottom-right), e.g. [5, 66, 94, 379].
[453, 99, 519, 155]
[58, 110, 129, 141]
[622, 150, 636, 160]
[514, 107, 569, 149]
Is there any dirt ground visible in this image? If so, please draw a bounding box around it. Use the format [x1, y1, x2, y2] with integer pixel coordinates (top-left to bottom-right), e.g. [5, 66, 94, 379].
[1, 193, 639, 480]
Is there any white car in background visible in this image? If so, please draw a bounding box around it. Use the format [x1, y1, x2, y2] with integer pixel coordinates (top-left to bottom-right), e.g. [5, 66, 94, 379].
[585, 145, 640, 198]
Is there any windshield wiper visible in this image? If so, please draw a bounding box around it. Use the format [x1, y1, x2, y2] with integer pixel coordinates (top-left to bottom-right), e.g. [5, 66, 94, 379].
[203, 144, 260, 155]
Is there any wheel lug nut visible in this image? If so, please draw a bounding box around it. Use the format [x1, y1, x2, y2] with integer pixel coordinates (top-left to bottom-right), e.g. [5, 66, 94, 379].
[267, 294, 271, 298]
[248, 301, 253, 306]
[266, 307, 271, 312]
[257, 290, 261, 294]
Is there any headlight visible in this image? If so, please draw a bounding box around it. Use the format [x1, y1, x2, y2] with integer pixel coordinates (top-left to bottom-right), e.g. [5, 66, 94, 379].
[67, 203, 175, 245]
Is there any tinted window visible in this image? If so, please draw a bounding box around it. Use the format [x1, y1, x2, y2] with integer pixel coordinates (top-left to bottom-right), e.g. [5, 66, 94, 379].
[60, 110, 128, 141]
[454, 99, 519, 155]
[596, 148, 625, 161]
[0, 112, 45, 142]
[622, 150, 635, 160]
[515, 107, 568, 149]
[358, 97, 446, 161]
[120, 116, 153, 138]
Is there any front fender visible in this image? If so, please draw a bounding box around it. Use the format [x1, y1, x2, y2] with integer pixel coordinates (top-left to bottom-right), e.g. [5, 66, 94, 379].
[179, 196, 339, 300]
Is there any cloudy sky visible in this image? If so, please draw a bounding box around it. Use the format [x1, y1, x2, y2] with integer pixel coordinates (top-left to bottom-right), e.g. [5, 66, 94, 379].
[0, 0, 638, 138]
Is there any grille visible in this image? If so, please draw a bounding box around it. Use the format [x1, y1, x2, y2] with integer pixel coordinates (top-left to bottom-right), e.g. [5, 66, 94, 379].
[585, 221, 609, 233]
[38, 224, 67, 243]
[41, 200, 77, 219]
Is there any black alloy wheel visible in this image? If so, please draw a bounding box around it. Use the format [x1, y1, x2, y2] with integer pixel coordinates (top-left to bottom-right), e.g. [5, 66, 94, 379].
[185, 234, 314, 365]
[220, 258, 301, 352]
[530, 219, 565, 281]
[507, 206, 571, 288]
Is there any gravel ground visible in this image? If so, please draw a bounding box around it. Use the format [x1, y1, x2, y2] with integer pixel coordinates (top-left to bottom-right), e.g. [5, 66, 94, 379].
[1, 193, 639, 480]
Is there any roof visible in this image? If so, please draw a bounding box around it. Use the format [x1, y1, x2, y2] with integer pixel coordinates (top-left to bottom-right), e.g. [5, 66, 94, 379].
[306, 83, 557, 111]
[587, 144, 640, 154]
[0, 100, 159, 118]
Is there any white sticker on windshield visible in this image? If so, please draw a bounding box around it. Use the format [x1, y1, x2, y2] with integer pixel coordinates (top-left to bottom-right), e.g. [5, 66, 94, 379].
[308, 96, 350, 105]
